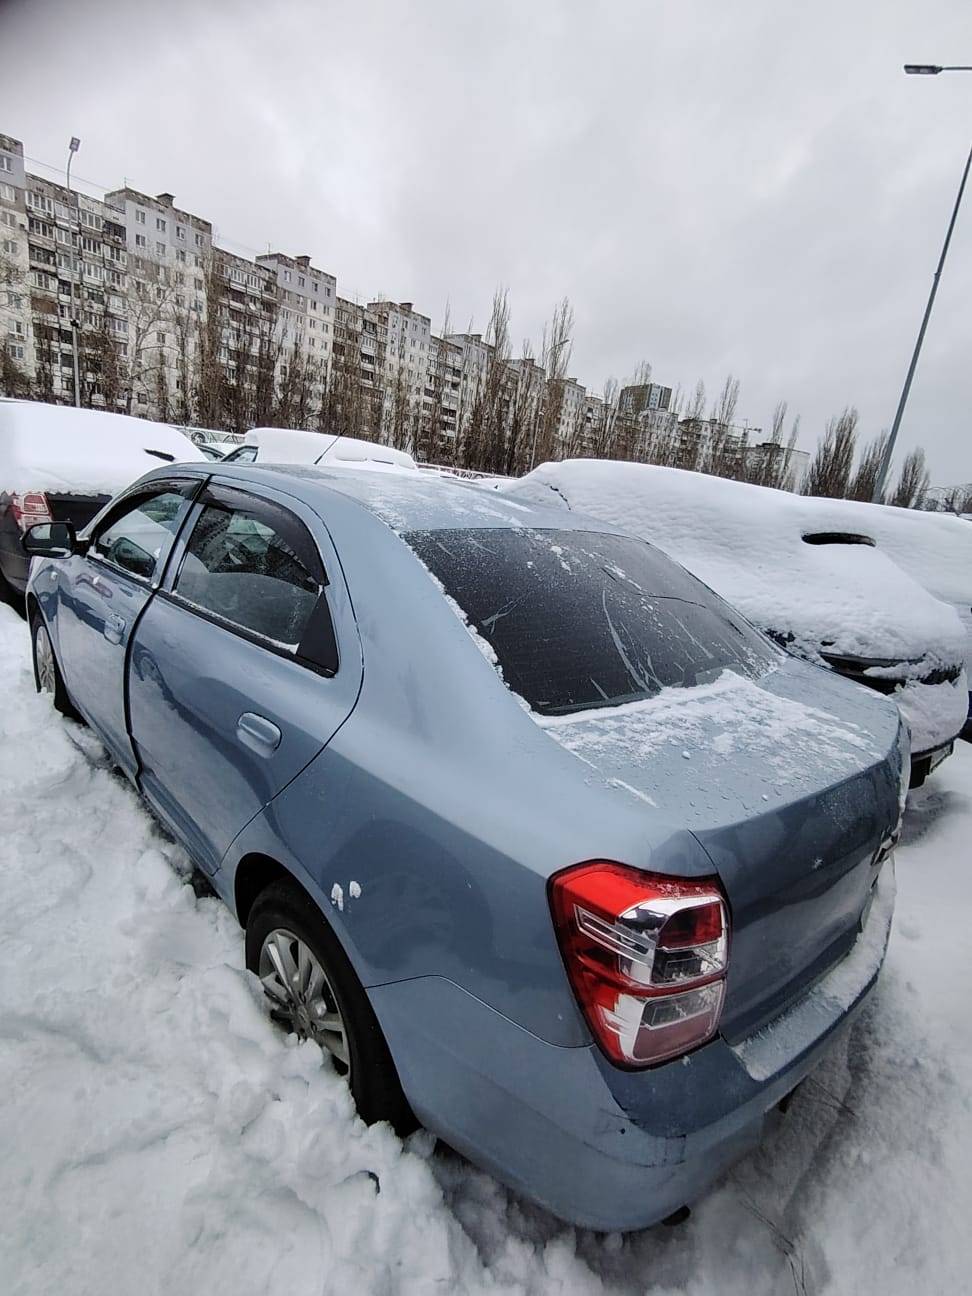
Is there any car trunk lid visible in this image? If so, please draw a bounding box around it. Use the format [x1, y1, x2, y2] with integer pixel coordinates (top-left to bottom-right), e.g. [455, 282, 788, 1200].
[537, 658, 901, 1040]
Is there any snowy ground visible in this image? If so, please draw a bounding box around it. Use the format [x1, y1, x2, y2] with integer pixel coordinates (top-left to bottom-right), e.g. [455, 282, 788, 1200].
[1, 601, 969, 1296]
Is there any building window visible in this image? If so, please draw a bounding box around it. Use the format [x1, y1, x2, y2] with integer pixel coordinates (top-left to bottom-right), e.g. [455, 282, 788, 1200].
[2, 238, 17, 255]
[1, 211, 16, 229]
[135, 233, 147, 247]
[283, 270, 291, 283]
[136, 209, 146, 224]
[7, 343, 25, 360]
[194, 232, 203, 247]
[156, 217, 166, 232]
[0, 156, 12, 174]
[176, 225, 185, 240]
[176, 249, 186, 263]
[156, 241, 165, 256]
[298, 275, 305, 288]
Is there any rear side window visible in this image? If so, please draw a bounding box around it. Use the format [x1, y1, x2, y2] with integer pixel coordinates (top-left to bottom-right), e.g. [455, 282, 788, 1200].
[222, 445, 258, 463]
[405, 527, 777, 716]
[92, 484, 196, 582]
[172, 488, 335, 666]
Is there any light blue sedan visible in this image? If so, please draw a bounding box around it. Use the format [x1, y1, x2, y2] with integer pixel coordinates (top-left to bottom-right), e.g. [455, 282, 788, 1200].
[23, 462, 906, 1230]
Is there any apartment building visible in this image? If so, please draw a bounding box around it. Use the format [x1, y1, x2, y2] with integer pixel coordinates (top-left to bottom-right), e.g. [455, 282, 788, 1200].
[1, 129, 691, 475]
[369, 300, 433, 444]
[0, 134, 31, 388]
[744, 440, 810, 490]
[258, 252, 336, 387]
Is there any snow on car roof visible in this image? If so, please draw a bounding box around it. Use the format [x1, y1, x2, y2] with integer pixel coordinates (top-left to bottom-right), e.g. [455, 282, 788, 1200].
[245, 427, 419, 471]
[500, 459, 967, 667]
[0, 400, 205, 495]
[222, 461, 614, 535]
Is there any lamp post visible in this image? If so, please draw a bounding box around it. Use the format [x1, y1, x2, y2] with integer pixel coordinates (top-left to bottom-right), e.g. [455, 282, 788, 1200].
[873, 66, 971, 502]
[66, 136, 81, 408]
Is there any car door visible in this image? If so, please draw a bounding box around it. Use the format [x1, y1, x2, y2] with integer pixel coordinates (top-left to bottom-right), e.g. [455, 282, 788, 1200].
[53, 479, 202, 777]
[127, 480, 362, 875]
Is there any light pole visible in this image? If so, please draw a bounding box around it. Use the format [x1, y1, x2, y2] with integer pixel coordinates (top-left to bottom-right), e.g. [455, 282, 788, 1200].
[873, 66, 971, 501]
[65, 136, 81, 408]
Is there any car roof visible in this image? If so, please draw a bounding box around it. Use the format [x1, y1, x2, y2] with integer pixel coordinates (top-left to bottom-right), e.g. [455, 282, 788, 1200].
[187, 461, 618, 536]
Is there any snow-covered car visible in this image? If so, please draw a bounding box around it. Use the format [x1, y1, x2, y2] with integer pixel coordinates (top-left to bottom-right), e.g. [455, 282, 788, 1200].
[501, 460, 968, 785]
[223, 426, 420, 473]
[0, 400, 205, 600]
[23, 461, 906, 1231]
[791, 497, 972, 740]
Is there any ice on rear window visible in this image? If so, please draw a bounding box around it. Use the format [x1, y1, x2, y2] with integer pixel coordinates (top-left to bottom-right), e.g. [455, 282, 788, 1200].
[405, 526, 779, 717]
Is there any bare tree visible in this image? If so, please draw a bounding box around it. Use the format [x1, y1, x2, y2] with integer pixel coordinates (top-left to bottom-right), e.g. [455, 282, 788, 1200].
[848, 430, 890, 503]
[591, 376, 621, 460]
[703, 373, 742, 478]
[890, 446, 930, 509]
[802, 406, 858, 498]
[530, 297, 574, 467]
[672, 379, 707, 471]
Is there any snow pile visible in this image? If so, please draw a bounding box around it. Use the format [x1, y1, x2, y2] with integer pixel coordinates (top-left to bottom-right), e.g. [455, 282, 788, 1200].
[1, 602, 971, 1294]
[245, 427, 419, 472]
[0, 400, 205, 495]
[502, 460, 967, 669]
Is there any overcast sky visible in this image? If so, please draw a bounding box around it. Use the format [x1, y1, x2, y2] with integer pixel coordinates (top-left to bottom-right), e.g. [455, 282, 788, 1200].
[3, 0, 970, 483]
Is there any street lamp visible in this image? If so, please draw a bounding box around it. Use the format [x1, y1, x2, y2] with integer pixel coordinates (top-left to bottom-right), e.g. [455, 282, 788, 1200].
[874, 66, 971, 501]
[66, 136, 81, 409]
[904, 64, 972, 75]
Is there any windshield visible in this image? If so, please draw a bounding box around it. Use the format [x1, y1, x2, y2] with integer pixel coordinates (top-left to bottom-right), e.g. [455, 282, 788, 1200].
[406, 527, 778, 716]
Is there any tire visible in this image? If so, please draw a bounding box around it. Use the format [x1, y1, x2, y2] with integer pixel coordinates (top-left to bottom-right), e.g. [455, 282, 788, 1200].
[31, 612, 77, 718]
[245, 879, 415, 1132]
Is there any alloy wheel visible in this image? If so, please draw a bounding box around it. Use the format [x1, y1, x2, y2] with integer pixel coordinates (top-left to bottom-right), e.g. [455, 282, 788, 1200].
[34, 624, 57, 696]
[258, 927, 350, 1075]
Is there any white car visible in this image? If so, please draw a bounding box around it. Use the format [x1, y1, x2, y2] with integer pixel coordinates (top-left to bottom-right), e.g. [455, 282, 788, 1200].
[222, 427, 420, 473]
[791, 496, 972, 739]
[0, 399, 205, 600]
[501, 459, 968, 785]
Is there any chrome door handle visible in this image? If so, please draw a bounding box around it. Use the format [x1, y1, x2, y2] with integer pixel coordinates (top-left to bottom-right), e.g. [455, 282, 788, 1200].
[237, 712, 282, 754]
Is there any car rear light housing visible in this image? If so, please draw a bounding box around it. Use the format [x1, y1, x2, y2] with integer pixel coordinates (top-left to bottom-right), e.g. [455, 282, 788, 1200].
[11, 491, 53, 532]
[549, 861, 730, 1068]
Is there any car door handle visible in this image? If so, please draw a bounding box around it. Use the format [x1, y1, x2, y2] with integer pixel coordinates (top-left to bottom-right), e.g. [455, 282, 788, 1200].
[104, 613, 127, 644]
[237, 712, 282, 754]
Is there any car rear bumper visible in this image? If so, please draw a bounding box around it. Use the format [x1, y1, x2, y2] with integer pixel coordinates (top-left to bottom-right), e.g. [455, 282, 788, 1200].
[369, 861, 895, 1231]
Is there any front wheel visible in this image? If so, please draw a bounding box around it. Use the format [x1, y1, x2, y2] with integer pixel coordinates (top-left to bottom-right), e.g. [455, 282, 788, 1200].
[31, 614, 76, 717]
[245, 879, 414, 1132]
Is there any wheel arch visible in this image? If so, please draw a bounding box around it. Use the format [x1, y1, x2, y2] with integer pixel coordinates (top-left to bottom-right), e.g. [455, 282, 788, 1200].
[233, 851, 316, 928]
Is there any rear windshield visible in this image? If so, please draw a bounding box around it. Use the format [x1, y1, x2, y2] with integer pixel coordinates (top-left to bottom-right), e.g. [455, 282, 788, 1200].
[405, 527, 778, 716]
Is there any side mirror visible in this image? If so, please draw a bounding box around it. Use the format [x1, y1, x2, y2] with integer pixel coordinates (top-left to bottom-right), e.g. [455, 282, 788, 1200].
[22, 521, 78, 559]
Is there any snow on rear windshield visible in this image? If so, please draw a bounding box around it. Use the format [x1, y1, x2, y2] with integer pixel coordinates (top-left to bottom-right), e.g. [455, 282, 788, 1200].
[405, 527, 778, 716]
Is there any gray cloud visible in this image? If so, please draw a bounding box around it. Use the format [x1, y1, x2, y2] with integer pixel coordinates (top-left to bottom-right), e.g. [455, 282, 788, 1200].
[3, 0, 970, 483]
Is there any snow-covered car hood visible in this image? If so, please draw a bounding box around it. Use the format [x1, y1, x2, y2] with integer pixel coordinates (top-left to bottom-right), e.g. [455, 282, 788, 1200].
[501, 460, 967, 671]
[0, 401, 205, 496]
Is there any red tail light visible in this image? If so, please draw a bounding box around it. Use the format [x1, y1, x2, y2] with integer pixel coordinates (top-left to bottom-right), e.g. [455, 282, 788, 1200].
[11, 491, 53, 532]
[549, 861, 730, 1068]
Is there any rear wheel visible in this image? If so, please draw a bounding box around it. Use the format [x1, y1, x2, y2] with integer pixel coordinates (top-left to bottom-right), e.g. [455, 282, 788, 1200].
[245, 879, 414, 1131]
[31, 613, 76, 717]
